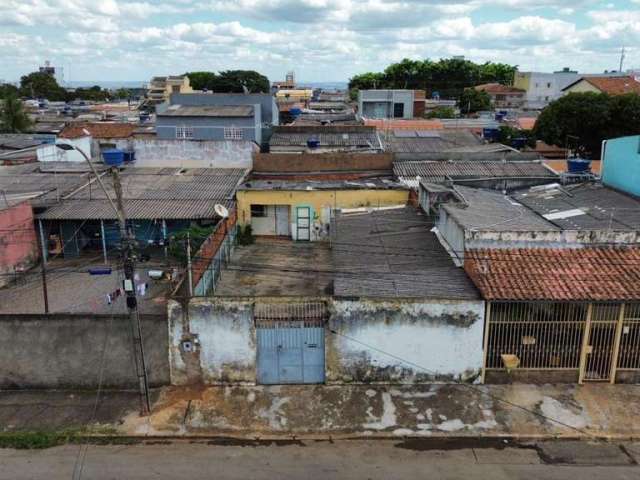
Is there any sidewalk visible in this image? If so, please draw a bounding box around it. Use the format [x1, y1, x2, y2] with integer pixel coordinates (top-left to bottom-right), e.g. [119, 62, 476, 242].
[2, 384, 640, 439]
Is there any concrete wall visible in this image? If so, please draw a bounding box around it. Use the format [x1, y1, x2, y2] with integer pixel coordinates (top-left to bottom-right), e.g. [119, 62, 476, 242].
[38, 137, 92, 163]
[327, 299, 485, 383]
[168, 299, 256, 385]
[0, 314, 169, 389]
[116, 138, 256, 168]
[0, 202, 39, 288]
[602, 135, 640, 197]
[170, 93, 278, 126]
[465, 229, 640, 249]
[253, 152, 393, 173]
[359, 90, 414, 119]
[167, 298, 484, 386]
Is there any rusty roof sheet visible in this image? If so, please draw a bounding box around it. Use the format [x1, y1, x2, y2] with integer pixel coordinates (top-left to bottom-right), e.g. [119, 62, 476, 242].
[59, 122, 136, 139]
[465, 247, 640, 301]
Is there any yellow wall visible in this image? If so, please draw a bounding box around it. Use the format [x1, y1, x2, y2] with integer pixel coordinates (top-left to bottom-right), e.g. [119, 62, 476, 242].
[563, 80, 600, 94]
[236, 189, 409, 226]
[513, 72, 531, 91]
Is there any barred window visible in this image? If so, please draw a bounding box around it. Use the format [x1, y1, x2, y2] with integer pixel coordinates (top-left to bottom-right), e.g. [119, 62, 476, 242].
[224, 127, 243, 140]
[176, 126, 193, 139]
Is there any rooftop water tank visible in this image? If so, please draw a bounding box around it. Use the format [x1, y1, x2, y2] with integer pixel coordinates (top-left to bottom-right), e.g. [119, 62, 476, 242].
[290, 107, 302, 117]
[102, 149, 125, 166]
[482, 128, 500, 141]
[307, 138, 320, 149]
[567, 157, 591, 173]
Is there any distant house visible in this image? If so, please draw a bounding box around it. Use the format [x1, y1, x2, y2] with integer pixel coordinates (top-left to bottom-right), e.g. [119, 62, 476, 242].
[156, 104, 262, 144]
[513, 69, 581, 110]
[358, 90, 425, 119]
[145, 75, 193, 107]
[58, 122, 136, 158]
[601, 134, 640, 197]
[562, 76, 640, 95]
[0, 201, 39, 288]
[473, 83, 526, 109]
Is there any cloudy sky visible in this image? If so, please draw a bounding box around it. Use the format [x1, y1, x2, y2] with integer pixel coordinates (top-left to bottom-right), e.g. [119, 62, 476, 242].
[1, 0, 639, 84]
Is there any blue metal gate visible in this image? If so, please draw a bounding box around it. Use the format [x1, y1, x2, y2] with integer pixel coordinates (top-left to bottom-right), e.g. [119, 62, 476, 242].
[256, 303, 326, 384]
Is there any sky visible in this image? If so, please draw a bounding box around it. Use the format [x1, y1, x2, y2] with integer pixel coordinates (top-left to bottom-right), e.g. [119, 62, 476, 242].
[1, 0, 639, 84]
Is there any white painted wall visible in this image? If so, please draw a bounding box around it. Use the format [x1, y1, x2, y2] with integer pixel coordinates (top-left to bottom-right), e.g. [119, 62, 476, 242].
[38, 137, 92, 163]
[328, 300, 485, 383]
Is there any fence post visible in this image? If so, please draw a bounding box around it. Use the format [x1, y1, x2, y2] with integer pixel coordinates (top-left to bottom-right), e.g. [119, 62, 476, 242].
[578, 303, 593, 384]
[610, 303, 626, 384]
[481, 302, 491, 384]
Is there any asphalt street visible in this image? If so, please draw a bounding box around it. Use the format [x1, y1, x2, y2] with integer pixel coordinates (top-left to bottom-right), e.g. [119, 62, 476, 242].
[1, 439, 639, 480]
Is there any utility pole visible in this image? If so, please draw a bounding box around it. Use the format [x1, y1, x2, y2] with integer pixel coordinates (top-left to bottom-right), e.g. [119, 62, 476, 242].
[55, 141, 151, 416]
[40, 256, 49, 314]
[112, 167, 151, 416]
[619, 46, 626, 73]
[186, 231, 194, 297]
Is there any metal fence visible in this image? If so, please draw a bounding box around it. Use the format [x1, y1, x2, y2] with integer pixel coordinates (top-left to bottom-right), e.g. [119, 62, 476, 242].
[483, 301, 640, 383]
[193, 224, 238, 296]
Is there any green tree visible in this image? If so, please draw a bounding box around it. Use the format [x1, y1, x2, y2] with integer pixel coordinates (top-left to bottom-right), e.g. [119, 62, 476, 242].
[115, 88, 130, 99]
[425, 106, 456, 119]
[19, 71, 66, 100]
[0, 94, 32, 133]
[185, 70, 270, 93]
[533, 92, 612, 158]
[459, 88, 491, 113]
[0, 83, 19, 99]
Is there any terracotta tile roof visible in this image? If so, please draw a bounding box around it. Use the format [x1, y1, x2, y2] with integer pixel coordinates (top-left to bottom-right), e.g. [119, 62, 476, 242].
[364, 119, 443, 130]
[59, 122, 136, 139]
[464, 247, 640, 301]
[474, 83, 525, 94]
[516, 117, 536, 130]
[567, 76, 640, 95]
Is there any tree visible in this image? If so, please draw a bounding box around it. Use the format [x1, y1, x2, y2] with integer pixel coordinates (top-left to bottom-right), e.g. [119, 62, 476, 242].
[0, 94, 32, 133]
[115, 88, 131, 99]
[459, 88, 491, 114]
[348, 58, 517, 99]
[533, 92, 612, 158]
[19, 71, 66, 100]
[425, 106, 456, 119]
[185, 70, 270, 93]
[0, 83, 19, 99]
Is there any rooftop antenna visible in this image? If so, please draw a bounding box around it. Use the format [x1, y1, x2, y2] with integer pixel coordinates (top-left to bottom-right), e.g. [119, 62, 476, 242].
[619, 46, 626, 73]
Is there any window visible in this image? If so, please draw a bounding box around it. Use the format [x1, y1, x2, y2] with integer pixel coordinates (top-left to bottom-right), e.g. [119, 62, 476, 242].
[224, 127, 244, 140]
[393, 103, 404, 118]
[172, 85, 180, 93]
[547, 82, 552, 88]
[251, 205, 268, 217]
[176, 126, 193, 139]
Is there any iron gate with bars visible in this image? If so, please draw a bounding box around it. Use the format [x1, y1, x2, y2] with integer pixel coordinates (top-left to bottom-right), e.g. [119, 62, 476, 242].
[483, 301, 640, 383]
[255, 302, 326, 385]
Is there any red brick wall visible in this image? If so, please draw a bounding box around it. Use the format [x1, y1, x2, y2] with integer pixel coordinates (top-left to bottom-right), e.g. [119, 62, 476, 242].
[0, 202, 39, 287]
[191, 208, 238, 287]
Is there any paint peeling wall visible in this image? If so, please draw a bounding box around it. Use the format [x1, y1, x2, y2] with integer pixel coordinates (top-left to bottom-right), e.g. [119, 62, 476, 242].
[168, 299, 255, 385]
[0, 202, 39, 288]
[115, 138, 256, 169]
[327, 299, 485, 384]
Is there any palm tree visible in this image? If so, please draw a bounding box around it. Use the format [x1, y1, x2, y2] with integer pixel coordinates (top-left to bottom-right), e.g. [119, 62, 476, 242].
[1, 94, 32, 133]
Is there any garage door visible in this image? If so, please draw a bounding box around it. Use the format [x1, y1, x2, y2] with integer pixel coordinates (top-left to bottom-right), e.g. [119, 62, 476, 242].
[256, 303, 326, 384]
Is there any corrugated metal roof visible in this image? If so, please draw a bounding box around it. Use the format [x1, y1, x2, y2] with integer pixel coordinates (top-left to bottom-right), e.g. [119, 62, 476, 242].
[331, 207, 479, 299]
[465, 247, 640, 301]
[441, 185, 559, 232]
[269, 132, 381, 148]
[394, 161, 557, 184]
[386, 129, 482, 153]
[158, 105, 254, 117]
[511, 182, 640, 231]
[37, 167, 246, 220]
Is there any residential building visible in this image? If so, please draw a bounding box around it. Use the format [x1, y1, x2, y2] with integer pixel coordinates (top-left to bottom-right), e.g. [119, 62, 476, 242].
[384, 129, 480, 159]
[473, 83, 526, 109]
[167, 206, 485, 386]
[513, 69, 581, 110]
[358, 90, 425, 119]
[562, 76, 640, 95]
[236, 177, 408, 240]
[145, 75, 193, 107]
[465, 247, 640, 384]
[58, 122, 136, 158]
[268, 125, 383, 154]
[156, 105, 263, 144]
[0, 201, 39, 288]
[275, 89, 314, 102]
[601, 135, 640, 196]
[272, 71, 296, 90]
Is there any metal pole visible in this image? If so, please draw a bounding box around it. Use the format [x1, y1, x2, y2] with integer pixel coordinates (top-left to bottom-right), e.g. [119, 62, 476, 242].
[38, 220, 47, 265]
[38, 220, 49, 313]
[100, 219, 108, 264]
[162, 219, 168, 261]
[186, 232, 194, 297]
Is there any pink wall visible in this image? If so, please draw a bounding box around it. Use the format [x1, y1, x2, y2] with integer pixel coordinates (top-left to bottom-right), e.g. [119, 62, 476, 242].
[0, 202, 39, 288]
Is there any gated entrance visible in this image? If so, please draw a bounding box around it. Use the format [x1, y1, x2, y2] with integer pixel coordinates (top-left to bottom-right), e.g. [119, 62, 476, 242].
[256, 303, 326, 384]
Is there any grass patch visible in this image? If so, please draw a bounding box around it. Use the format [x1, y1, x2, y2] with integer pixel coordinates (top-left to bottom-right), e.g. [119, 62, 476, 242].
[0, 430, 80, 449]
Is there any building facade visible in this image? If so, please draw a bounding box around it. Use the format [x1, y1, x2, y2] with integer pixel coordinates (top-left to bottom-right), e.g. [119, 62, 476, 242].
[513, 70, 581, 110]
[602, 135, 640, 197]
[358, 90, 419, 119]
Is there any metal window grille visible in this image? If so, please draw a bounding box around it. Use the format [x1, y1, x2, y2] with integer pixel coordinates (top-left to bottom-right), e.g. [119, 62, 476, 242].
[176, 126, 193, 139]
[224, 127, 243, 140]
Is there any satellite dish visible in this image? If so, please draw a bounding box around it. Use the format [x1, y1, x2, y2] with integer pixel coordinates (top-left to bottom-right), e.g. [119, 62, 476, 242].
[214, 204, 229, 218]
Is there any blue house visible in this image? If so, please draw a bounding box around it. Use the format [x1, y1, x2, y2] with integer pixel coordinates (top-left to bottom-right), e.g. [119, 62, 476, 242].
[602, 135, 640, 197]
